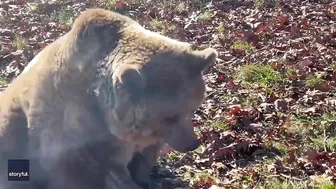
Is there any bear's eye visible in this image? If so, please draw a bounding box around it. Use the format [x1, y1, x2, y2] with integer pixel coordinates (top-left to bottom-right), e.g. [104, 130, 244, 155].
[162, 115, 180, 124]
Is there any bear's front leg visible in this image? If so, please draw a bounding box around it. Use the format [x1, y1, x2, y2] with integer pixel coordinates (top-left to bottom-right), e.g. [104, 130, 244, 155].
[128, 143, 162, 189]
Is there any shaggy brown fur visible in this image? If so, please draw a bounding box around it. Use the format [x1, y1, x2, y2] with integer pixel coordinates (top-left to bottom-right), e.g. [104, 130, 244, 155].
[0, 8, 217, 189]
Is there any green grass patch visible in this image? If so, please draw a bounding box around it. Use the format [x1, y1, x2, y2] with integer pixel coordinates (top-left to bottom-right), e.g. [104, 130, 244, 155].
[290, 113, 336, 134]
[236, 64, 284, 90]
[102, 0, 117, 10]
[309, 136, 336, 152]
[305, 75, 324, 88]
[166, 151, 182, 162]
[217, 25, 225, 33]
[288, 113, 336, 151]
[0, 77, 8, 85]
[242, 174, 255, 185]
[133, 0, 187, 12]
[312, 175, 336, 189]
[258, 177, 309, 189]
[257, 176, 336, 189]
[211, 119, 229, 131]
[243, 94, 263, 108]
[26, 2, 44, 14]
[150, 18, 164, 31]
[330, 63, 336, 70]
[232, 41, 255, 52]
[57, 10, 74, 26]
[159, 151, 184, 165]
[194, 144, 204, 154]
[253, 0, 265, 8]
[13, 34, 27, 50]
[288, 116, 319, 136]
[271, 141, 288, 155]
[284, 67, 296, 77]
[174, 2, 187, 13]
[102, 0, 132, 11]
[220, 93, 262, 108]
[197, 11, 214, 22]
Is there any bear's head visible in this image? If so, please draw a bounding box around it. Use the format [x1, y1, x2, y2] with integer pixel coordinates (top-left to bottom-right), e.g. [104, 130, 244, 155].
[110, 30, 217, 152]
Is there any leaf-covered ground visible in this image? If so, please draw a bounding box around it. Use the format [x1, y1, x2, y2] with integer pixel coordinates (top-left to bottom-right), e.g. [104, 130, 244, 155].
[1, 0, 336, 188]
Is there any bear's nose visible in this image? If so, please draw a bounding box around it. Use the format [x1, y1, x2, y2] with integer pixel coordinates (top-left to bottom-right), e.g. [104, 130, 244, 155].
[186, 139, 201, 151]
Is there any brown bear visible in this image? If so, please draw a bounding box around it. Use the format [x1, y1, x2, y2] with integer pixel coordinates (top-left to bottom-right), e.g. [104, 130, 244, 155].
[0, 8, 217, 189]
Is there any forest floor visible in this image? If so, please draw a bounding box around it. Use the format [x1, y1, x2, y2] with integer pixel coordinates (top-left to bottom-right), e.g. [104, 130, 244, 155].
[0, 0, 335, 188]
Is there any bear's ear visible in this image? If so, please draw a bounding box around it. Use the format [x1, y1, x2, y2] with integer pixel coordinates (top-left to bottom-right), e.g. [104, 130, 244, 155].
[112, 64, 145, 122]
[75, 22, 121, 50]
[72, 9, 122, 41]
[190, 48, 218, 73]
[81, 21, 120, 39]
[112, 64, 145, 98]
